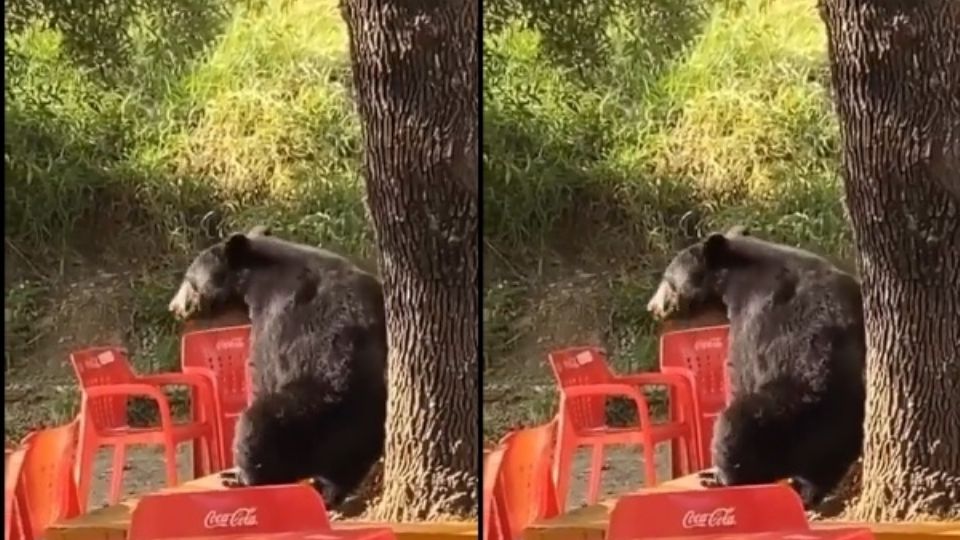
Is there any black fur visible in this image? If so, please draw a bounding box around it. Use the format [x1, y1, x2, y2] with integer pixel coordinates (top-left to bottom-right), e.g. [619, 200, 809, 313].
[172, 227, 387, 508]
[650, 227, 865, 508]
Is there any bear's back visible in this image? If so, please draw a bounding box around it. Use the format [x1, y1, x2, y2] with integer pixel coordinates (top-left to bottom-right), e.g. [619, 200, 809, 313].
[243, 237, 386, 396]
[724, 237, 864, 397]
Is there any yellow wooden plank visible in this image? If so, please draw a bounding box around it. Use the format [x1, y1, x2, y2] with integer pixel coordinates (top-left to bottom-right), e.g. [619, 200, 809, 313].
[47, 472, 477, 540]
[522, 474, 960, 540]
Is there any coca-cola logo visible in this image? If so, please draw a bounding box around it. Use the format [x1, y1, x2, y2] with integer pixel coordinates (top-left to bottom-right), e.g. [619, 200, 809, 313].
[681, 507, 736, 529]
[203, 507, 259, 529]
[215, 338, 246, 351]
[693, 337, 723, 351]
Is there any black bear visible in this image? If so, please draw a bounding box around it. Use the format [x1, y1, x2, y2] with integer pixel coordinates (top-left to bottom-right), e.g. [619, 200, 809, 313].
[646, 226, 865, 508]
[169, 226, 387, 507]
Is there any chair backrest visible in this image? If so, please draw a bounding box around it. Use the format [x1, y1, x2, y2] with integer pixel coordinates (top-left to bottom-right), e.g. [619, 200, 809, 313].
[12, 421, 81, 540]
[547, 347, 614, 430]
[607, 484, 808, 540]
[496, 422, 560, 540]
[181, 325, 253, 413]
[128, 484, 329, 539]
[69, 347, 137, 430]
[659, 325, 731, 414]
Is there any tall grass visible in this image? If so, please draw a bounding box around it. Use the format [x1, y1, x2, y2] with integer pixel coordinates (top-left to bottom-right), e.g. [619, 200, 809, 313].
[483, 0, 852, 263]
[4, 0, 371, 262]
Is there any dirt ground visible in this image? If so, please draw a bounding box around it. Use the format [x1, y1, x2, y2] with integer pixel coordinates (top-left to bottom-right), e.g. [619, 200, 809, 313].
[79, 441, 670, 511]
[565, 445, 675, 508]
[85, 445, 195, 508]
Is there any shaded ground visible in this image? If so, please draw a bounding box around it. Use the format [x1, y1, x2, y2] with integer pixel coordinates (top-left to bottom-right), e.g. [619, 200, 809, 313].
[86, 445, 194, 508]
[566, 445, 674, 508]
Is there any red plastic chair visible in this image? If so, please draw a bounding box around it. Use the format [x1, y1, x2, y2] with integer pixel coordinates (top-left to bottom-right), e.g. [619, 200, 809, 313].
[548, 347, 700, 509]
[5, 421, 82, 540]
[659, 325, 731, 476]
[607, 484, 875, 539]
[482, 448, 509, 540]
[488, 422, 561, 540]
[5, 447, 28, 540]
[181, 325, 253, 475]
[128, 484, 394, 539]
[608, 484, 807, 539]
[69, 347, 222, 510]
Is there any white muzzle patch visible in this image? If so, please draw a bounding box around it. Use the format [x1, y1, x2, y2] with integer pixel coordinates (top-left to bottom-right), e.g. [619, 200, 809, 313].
[168, 281, 197, 320]
[646, 281, 675, 320]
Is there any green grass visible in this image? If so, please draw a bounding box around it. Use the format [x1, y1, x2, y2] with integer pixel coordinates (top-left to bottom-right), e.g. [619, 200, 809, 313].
[484, 0, 851, 259]
[482, 0, 854, 440]
[5, 0, 369, 260]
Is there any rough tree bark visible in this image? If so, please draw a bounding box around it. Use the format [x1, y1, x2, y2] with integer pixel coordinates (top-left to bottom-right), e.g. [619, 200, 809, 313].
[819, 0, 960, 520]
[340, 0, 479, 522]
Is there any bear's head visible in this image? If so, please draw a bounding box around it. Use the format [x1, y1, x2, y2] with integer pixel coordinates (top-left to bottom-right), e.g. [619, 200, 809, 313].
[168, 225, 272, 320]
[646, 225, 749, 320]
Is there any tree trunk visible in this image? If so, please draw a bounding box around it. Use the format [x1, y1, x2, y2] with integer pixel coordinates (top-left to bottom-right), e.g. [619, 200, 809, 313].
[819, 0, 960, 520]
[340, 0, 479, 522]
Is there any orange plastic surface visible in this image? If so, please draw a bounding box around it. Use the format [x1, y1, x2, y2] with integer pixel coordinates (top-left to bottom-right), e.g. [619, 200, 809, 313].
[128, 484, 328, 539]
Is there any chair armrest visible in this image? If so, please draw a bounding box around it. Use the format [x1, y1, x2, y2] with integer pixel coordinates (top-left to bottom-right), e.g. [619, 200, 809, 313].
[615, 371, 693, 391]
[137, 372, 212, 391]
[181, 366, 218, 382]
[175, 368, 220, 399]
[616, 371, 702, 425]
[83, 384, 175, 427]
[561, 383, 655, 428]
[147, 370, 222, 425]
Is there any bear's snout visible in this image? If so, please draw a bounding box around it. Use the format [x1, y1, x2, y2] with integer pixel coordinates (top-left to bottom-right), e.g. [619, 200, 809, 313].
[168, 281, 198, 320]
[647, 281, 676, 320]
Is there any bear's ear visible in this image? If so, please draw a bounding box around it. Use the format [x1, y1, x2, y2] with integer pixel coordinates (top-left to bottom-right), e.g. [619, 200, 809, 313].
[726, 225, 750, 237]
[224, 233, 253, 268]
[703, 233, 732, 268]
[248, 225, 272, 238]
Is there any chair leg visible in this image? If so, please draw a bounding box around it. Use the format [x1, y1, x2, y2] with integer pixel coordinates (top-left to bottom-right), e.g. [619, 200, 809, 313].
[670, 439, 683, 479]
[554, 441, 576, 512]
[107, 444, 127, 505]
[163, 438, 179, 488]
[75, 439, 98, 512]
[203, 430, 221, 475]
[586, 444, 605, 505]
[642, 436, 658, 487]
[191, 438, 204, 479]
[668, 388, 682, 479]
[220, 429, 232, 472]
[686, 434, 699, 474]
